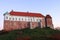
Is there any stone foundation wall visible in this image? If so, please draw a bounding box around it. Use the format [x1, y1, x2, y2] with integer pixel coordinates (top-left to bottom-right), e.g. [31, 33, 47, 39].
[30, 22, 38, 29]
[4, 20, 29, 31]
[4, 20, 41, 31]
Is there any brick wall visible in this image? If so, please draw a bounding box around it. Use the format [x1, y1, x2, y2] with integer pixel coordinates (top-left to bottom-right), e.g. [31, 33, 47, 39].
[4, 20, 41, 31]
[30, 22, 38, 29]
[4, 20, 29, 31]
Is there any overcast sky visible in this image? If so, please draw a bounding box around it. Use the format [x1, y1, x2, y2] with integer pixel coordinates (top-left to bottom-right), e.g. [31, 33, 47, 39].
[0, 0, 60, 30]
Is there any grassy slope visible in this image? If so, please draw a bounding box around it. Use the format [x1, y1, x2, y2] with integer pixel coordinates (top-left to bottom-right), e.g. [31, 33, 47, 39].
[0, 27, 60, 40]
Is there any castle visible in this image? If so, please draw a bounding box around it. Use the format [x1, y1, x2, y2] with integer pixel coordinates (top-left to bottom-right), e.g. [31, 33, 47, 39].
[4, 10, 53, 31]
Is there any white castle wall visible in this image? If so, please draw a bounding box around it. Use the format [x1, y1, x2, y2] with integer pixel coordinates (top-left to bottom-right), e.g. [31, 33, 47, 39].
[4, 14, 43, 22]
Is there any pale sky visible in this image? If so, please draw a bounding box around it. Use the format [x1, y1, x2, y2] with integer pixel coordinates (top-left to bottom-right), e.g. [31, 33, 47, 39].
[0, 0, 60, 30]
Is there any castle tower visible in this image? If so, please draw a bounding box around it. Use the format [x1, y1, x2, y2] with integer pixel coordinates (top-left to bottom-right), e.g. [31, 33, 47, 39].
[45, 14, 54, 29]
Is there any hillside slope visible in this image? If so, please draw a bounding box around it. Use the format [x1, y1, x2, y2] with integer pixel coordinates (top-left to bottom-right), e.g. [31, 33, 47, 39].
[0, 27, 60, 40]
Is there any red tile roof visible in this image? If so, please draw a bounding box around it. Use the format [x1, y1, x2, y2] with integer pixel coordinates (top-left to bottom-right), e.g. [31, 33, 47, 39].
[9, 11, 45, 17]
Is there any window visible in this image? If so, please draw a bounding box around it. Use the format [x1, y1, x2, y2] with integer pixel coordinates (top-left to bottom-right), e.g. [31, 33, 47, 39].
[19, 18, 20, 20]
[22, 18, 23, 21]
[37, 19, 40, 22]
[31, 19, 32, 21]
[39, 19, 40, 22]
[12, 18, 14, 20]
[25, 18, 28, 21]
[6, 16, 8, 19]
[9, 17, 11, 20]
[37, 19, 38, 21]
[15, 18, 17, 20]
[28, 18, 30, 21]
